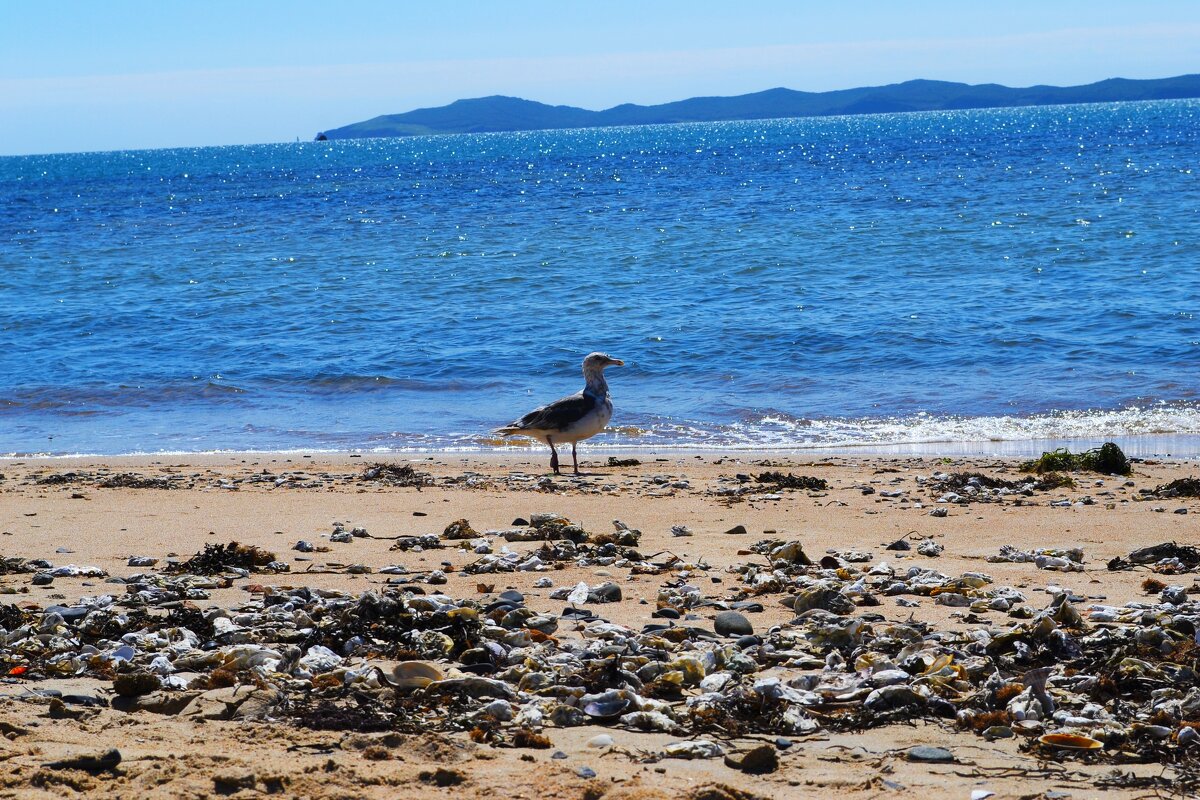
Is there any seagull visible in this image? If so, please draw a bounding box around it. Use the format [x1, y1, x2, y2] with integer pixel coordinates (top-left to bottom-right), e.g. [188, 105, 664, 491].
[495, 352, 624, 475]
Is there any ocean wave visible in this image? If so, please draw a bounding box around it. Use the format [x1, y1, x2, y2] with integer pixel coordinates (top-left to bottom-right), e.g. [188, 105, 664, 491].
[0, 381, 249, 413]
[662, 403, 1200, 449]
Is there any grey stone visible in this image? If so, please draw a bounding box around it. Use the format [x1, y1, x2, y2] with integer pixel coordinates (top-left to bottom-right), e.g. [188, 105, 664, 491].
[714, 610, 753, 637]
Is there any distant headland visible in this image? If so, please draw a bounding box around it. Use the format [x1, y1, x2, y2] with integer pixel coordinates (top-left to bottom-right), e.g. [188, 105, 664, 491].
[316, 74, 1200, 140]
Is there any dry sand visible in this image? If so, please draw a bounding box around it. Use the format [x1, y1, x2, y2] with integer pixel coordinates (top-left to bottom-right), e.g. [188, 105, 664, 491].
[1, 451, 1198, 799]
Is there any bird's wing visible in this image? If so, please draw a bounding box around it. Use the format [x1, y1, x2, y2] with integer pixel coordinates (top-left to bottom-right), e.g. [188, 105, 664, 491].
[498, 392, 593, 433]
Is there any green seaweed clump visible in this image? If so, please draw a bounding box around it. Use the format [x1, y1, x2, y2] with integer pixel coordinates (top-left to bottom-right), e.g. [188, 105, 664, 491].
[1021, 442, 1130, 476]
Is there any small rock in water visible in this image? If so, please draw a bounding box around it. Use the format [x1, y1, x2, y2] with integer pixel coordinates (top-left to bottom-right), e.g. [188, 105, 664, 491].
[713, 610, 753, 637]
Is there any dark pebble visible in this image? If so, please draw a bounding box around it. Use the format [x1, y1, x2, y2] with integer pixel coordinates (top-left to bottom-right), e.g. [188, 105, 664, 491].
[730, 601, 764, 612]
[735, 635, 760, 649]
[653, 608, 680, 619]
[576, 766, 596, 779]
[498, 590, 525, 605]
[775, 737, 793, 750]
[724, 744, 779, 774]
[592, 582, 622, 602]
[31, 573, 53, 586]
[723, 524, 748, 535]
[561, 607, 595, 620]
[885, 538, 911, 551]
[714, 610, 753, 636]
[45, 605, 88, 622]
[512, 517, 530, 526]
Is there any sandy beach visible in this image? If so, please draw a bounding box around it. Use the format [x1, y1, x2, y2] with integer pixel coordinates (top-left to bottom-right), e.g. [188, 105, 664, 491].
[1, 450, 1198, 799]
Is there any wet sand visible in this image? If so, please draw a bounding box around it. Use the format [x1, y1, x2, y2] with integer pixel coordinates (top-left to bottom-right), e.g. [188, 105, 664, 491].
[1, 451, 1198, 799]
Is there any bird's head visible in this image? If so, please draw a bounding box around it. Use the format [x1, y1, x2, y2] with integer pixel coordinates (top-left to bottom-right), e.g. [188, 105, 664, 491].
[583, 352, 624, 371]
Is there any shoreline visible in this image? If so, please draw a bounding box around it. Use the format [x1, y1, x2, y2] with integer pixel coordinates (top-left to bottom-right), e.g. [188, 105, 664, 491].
[7, 430, 1200, 462]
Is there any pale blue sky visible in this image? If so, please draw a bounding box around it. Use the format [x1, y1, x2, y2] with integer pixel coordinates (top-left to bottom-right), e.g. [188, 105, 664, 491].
[2, 1, 1198, 155]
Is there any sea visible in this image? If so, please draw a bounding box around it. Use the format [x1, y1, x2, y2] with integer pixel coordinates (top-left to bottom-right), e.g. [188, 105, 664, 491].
[2, 100, 1200, 458]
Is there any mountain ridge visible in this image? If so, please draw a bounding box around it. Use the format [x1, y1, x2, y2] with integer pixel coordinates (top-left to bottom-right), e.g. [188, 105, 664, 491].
[317, 75, 1200, 140]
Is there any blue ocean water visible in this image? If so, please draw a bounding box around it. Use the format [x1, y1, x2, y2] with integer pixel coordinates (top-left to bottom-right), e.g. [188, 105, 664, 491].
[2, 100, 1200, 456]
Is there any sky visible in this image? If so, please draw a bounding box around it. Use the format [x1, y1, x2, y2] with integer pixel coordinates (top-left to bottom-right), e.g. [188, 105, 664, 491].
[2, 1, 1199, 155]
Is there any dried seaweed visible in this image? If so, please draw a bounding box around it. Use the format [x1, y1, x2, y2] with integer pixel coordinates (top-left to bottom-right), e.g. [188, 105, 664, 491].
[34, 472, 92, 485]
[293, 699, 393, 732]
[0, 556, 37, 575]
[166, 541, 281, 575]
[754, 472, 828, 491]
[1107, 541, 1200, 572]
[96, 473, 177, 489]
[1153, 477, 1200, 498]
[359, 463, 432, 487]
[607, 457, 641, 467]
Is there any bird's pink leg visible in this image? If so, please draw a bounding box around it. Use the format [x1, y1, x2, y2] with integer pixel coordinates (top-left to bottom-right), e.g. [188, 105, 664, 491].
[547, 436, 560, 474]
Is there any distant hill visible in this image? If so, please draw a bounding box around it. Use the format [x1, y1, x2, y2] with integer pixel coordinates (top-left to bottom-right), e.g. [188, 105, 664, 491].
[318, 75, 1200, 140]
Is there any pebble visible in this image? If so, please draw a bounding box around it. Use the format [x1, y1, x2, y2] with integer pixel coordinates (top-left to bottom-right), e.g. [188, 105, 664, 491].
[575, 766, 597, 779]
[723, 524, 748, 535]
[586, 734, 614, 748]
[31, 573, 53, 586]
[906, 745, 954, 763]
[713, 610, 753, 637]
[724, 743, 779, 774]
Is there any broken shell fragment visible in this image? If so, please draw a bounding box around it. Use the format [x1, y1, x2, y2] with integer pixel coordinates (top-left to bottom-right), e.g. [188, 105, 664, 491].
[1038, 733, 1103, 750]
[387, 661, 445, 689]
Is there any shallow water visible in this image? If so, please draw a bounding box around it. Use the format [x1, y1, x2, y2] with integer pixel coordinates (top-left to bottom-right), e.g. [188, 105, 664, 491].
[2, 100, 1199, 455]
